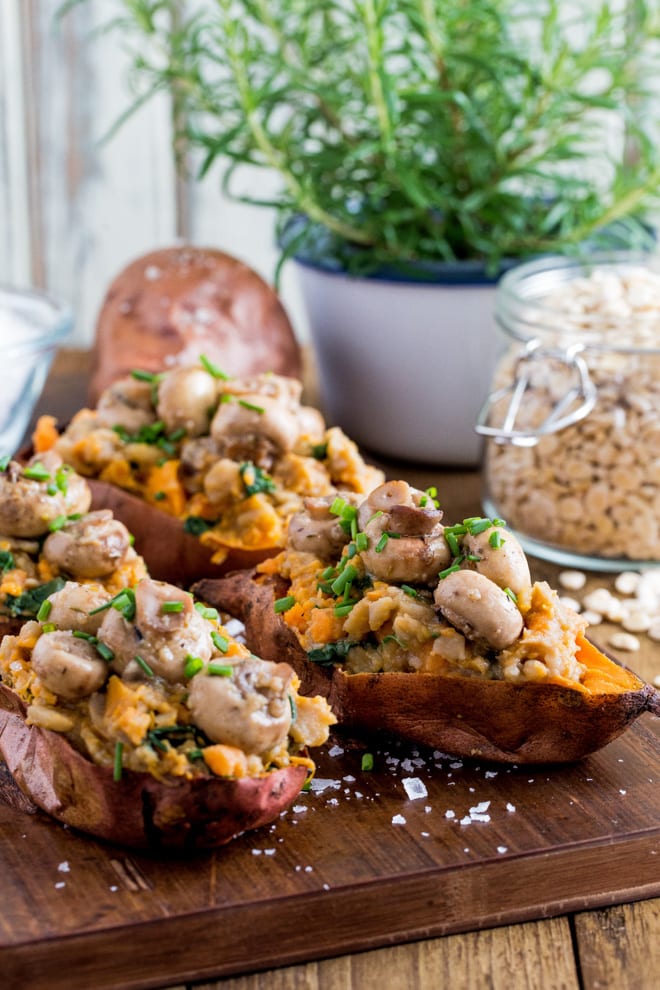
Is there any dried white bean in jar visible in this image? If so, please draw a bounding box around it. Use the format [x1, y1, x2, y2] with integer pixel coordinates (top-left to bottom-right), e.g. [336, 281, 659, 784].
[486, 263, 660, 563]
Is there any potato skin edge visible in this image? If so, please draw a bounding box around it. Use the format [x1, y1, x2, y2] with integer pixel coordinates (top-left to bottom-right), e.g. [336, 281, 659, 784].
[0, 682, 306, 849]
[194, 571, 660, 765]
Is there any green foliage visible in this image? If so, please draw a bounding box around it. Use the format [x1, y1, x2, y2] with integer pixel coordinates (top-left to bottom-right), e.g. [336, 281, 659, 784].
[68, 0, 660, 271]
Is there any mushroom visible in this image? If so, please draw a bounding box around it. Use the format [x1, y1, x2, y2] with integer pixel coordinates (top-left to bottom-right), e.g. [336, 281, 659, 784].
[462, 525, 531, 597]
[156, 366, 218, 438]
[357, 480, 450, 585]
[43, 510, 132, 578]
[210, 393, 302, 468]
[288, 495, 353, 560]
[187, 657, 294, 755]
[100, 578, 213, 683]
[96, 376, 156, 432]
[434, 570, 523, 651]
[0, 454, 91, 538]
[31, 630, 108, 700]
[46, 581, 113, 635]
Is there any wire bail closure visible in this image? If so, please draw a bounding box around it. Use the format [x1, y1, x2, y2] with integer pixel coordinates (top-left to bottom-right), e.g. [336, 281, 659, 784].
[475, 340, 597, 447]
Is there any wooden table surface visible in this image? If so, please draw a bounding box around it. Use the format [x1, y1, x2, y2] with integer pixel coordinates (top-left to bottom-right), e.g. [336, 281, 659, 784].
[10, 349, 660, 990]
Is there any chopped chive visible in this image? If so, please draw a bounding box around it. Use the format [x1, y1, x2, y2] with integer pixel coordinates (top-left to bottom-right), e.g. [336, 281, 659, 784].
[46, 483, 58, 496]
[54, 466, 71, 493]
[153, 491, 166, 501]
[88, 588, 136, 621]
[95, 640, 114, 662]
[113, 741, 123, 782]
[355, 531, 368, 552]
[401, 585, 418, 598]
[36, 599, 52, 622]
[346, 542, 358, 559]
[184, 515, 218, 536]
[194, 602, 219, 620]
[438, 564, 462, 580]
[334, 601, 355, 617]
[466, 553, 482, 561]
[208, 662, 233, 677]
[361, 752, 374, 772]
[168, 427, 187, 442]
[161, 601, 184, 614]
[311, 442, 327, 460]
[73, 630, 96, 642]
[504, 587, 518, 603]
[238, 399, 265, 414]
[444, 523, 468, 537]
[320, 565, 337, 580]
[375, 533, 389, 553]
[331, 564, 357, 596]
[366, 510, 383, 525]
[492, 517, 507, 527]
[489, 530, 506, 549]
[289, 694, 297, 722]
[131, 368, 159, 382]
[48, 515, 68, 532]
[134, 655, 155, 677]
[274, 595, 296, 614]
[329, 496, 347, 516]
[465, 518, 493, 535]
[41, 623, 57, 633]
[199, 353, 230, 379]
[445, 531, 461, 557]
[211, 631, 229, 653]
[23, 463, 51, 482]
[184, 654, 204, 679]
[317, 580, 335, 595]
[187, 748, 203, 761]
[0, 455, 10, 471]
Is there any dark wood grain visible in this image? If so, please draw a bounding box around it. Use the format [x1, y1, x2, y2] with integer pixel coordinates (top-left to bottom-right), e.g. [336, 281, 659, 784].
[1, 717, 659, 990]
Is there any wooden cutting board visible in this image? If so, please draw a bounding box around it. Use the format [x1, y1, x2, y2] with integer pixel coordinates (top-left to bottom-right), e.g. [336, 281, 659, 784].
[2, 714, 659, 990]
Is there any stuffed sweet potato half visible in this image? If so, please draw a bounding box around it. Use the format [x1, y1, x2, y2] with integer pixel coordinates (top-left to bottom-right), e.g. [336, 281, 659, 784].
[33, 361, 383, 585]
[0, 577, 334, 848]
[0, 451, 147, 639]
[195, 480, 660, 764]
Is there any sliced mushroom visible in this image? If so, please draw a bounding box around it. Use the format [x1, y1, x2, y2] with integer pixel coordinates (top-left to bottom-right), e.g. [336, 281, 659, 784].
[31, 630, 108, 700]
[434, 570, 523, 651]
[187, 657, 294, 755]
[210, 393, 303, 468]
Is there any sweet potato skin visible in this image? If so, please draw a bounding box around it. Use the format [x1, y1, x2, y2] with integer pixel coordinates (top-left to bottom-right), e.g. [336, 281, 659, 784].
[88, 480, 277, 586]
[194, 571, 660, 765]
[90, 245, 302, 404]
[0, 683, 306, 849]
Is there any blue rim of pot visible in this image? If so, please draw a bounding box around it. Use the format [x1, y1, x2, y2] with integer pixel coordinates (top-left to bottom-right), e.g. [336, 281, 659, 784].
[278, 214, 657, 286]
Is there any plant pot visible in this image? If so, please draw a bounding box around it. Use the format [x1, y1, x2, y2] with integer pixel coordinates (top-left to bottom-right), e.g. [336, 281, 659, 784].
[292, 257, 507, 467]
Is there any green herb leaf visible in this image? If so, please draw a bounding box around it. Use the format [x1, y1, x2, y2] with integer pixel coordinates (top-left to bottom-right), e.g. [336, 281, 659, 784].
[239, 461, 276, 497]
[200, 354, 230, 379]
[3, 578, 66, 618]
[307, 640, 355, 665]
[184, 515, 218, 536]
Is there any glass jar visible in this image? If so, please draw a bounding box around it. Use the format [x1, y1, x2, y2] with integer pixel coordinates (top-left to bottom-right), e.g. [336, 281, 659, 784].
[476, 252, 660, 570]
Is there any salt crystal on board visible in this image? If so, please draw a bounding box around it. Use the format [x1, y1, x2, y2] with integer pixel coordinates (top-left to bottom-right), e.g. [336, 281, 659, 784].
[402, 777, 428, 800]
[328, 745, 345, 757]
[392, 814, 407, 825]
[57, 861, 70, 873]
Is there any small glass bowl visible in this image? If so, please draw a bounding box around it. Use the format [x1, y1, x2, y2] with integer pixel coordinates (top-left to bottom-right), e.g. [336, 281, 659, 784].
[0, 285, 72, 457]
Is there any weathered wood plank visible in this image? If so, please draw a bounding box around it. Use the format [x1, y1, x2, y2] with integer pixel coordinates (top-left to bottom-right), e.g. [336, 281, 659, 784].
[573, 897, 660, 989]
[193, 916, 579, 990]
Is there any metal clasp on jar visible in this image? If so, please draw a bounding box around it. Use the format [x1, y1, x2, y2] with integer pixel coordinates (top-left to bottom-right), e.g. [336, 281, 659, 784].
[475, 339, 597, 447]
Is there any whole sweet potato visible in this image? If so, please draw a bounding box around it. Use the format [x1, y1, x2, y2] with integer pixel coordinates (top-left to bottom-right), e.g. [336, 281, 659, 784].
[89, 245, 302, 404]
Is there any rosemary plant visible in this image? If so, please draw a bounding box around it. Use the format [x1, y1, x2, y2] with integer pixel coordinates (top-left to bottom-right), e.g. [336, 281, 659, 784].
[65, 0, 660, 274]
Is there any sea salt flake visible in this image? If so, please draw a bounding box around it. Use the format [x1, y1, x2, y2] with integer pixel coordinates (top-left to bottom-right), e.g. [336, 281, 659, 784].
[470, 813, 491, 823]
[484, 771, 498, 779]
[57, 861, 70, 873]
[619, 789, 627, 796]
[343, 775, 356, 783]
[402, 777, 428, 801]
[460, 816, 472, 826]
[506, 802, 516, 813]
[470, 801, 491, 815]
[328, 745, 345, 757]
[450, 762, 463, 769]
[309, 778, 341, 793]
[497, 846, 508, 854]
[305, 866, 313, 873]
[293, 805, 307, 814]
[54, 882, 66, 889]
[251, 849, 262, 856]
[445, 810, 456, 819]
[264, 849, 276, 856]
[392, 814, 407, 825]
[400, 759, 416, 772]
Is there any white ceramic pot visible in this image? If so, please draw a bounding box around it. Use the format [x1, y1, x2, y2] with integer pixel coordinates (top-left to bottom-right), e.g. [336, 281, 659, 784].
[293, 260, 502, 466]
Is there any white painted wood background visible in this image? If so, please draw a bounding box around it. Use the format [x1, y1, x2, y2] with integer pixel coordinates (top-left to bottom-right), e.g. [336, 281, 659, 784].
[0, 0, 307, 347]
